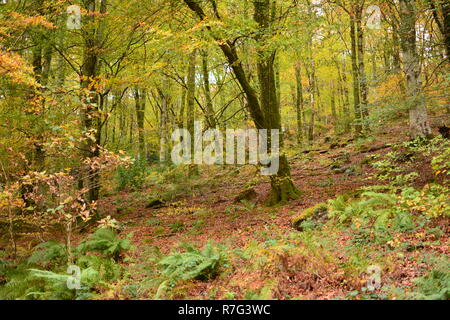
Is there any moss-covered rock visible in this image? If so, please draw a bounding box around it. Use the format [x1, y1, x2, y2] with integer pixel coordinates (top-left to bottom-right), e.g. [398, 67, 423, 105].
[146, 198, 165, 209]
[234, 188, 257, 204]
[291, 202, 328, 231]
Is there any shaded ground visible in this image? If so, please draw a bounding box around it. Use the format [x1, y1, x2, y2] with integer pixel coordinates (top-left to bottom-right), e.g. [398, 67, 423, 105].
[94, 125, 449, 300]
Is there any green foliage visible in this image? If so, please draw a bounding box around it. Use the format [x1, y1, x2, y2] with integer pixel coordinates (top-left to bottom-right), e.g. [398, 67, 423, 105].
[404, 136, 450, 176]
[329, 192, 396, 226]
[27, 241, 66, 268]
[398, 184, 450, 219]
[327, 191, 431, 245]
[169, 221, 185, 233]
[146, 218, 161, 226]
[291, 202, 328, 230]
[370, 151, 418, 186]
[77, 228, 132, 261]
[27, 268, 95, 300]
[243, 281, 276, 300]
[76, 255, 121, 283]
[0, 266, 38, 300]
[431, 146, 450, 176]
[235, 200, 257, 211]
[158, 241, 227, 282]
[0, 228, 131, 300]
[116, 158, 148, 191]
[409, 268, 450, 300]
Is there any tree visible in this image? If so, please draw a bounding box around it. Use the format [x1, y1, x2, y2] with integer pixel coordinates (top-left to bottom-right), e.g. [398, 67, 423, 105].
[183, 0, 300, 205]
[399, 0, 433, 139]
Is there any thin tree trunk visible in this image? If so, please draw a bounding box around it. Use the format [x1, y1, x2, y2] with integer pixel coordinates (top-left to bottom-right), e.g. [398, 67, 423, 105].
[159, 82, 170, 164]
[294, 62, 304, 144]
[187, 50, 198, 175]
[134, 87, 146, 159]
[350, 14, 362, 135]
[201, 50, 217, 129]
[330, 81, 337, 131]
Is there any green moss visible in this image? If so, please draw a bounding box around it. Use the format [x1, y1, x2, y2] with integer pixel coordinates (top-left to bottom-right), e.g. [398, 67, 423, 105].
[291, 202, 328, 230]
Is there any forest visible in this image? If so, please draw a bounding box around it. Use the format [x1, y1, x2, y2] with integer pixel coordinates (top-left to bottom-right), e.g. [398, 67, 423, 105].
[0, 0, 449, 301]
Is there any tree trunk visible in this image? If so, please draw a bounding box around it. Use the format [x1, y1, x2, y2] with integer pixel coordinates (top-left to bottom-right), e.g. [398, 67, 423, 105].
[294, 63, 304, 144]
[79, 0, 107, 209]
[427, 0, 450, 58]
[187, 50, 198, 175]
[159, 82, 170, 164]
[183, 0, 299, 205]
[201, 50, 217, 129]
[356, 6, 369, 124]
[254, 0, 299, 205]
[330, 81, 337, 131]
[350, 14, 362, 135]
[392, 23, 402, 73]
[134, 87, 146, 159]
[399, 0, 432, 139]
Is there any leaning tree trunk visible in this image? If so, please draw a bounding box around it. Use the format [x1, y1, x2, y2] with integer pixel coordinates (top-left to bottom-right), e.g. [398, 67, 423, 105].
[183, 0, 299, 205]
[399, 0, 432, 139]
[427, 0, 450, 58]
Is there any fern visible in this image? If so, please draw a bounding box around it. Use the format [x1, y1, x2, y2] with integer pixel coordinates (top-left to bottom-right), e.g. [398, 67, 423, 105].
[27, 241, 67, 267]
[76, 255, 121, 282]
[77, 228, 131, 261]
[409, 268, 450, 300]
[158, 241, 226, 281]
[0, 266, 39, 300]
[28, 268, 98, 300]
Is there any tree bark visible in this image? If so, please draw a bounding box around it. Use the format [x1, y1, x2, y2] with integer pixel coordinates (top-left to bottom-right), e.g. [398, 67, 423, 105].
[294, 62, 304, 144]
[356, 6, 369, 124]
[79, 0, 107, 209]
[183, 0, 299, 204]
[399, 0, 433, 139]
[350, 14, 362, 135]
[201, 50, 217, 129]
[134, 87, 147, 159]
[187, 50, 198, 175]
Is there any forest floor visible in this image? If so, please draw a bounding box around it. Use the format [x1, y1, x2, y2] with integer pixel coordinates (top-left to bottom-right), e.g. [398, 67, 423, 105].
[93, 124, 449, 300]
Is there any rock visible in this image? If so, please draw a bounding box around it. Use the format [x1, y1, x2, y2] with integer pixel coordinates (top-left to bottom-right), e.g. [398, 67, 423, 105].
[146, 198, 166, 209]
[291, 202, 328, 231]
[234, 188, 257, 203]
[438, 125, 450, 139]
[396, 152, 415, 163]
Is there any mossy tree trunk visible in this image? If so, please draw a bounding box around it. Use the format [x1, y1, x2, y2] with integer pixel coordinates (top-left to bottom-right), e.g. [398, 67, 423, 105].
[183, 0, 300, 205]
[350, 13, 362, 136]
[79, 0, 107, 210]
[399, 0, 433, 139]
[294, 62, 304, 144]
